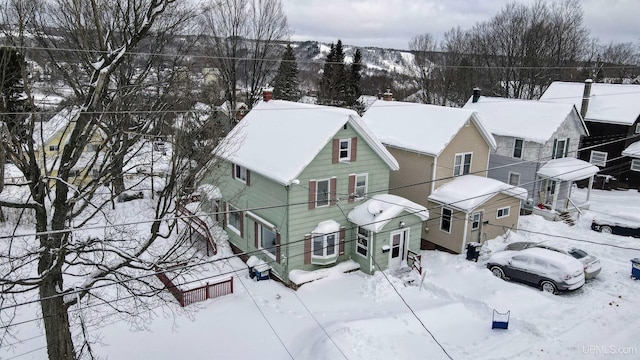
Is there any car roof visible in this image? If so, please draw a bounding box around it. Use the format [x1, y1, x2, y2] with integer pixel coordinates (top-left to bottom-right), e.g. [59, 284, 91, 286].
[517, 247, 578, 265]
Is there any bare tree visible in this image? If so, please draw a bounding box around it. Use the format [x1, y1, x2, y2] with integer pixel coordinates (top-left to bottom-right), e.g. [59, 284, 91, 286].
[201, 0, 290, 120]
[0, 1, 211, 359]
[406, 33, 439, 104]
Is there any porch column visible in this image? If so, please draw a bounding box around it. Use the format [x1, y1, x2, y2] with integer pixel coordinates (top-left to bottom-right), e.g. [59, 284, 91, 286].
[586, 175, 594, 204]
[551, 180, 560, 212]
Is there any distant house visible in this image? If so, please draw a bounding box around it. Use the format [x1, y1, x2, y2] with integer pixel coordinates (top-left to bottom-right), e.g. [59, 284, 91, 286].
[622, 141, 640, 180]
[197, 89, 428, 286]
[540, 80, 640, 189]
[463, 92, 596, 216]
[33, 107, 106, 185]
[362, 97, 526, 254]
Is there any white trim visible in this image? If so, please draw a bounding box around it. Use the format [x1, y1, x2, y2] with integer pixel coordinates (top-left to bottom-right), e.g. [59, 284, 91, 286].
[354, 173, 368, 200]
[234, 164, 247, 184]
[589, 150, 608, 167]
[258, 224, 277, 260]
[440, 207, 453, 233]
[246, 211, 276, 231]
[513, 138, 524, 159]
[315, 178, 331, 207]
[496, 206, 510, 219]
[508, 172, 521, 186]
[226, 203, 242, 235]
[339, 138, 351, 162]
[631, 159, 640, 172]
[453, 152, 473, 176]
[356, 227, 369, 258]
[636, 123, 640, 134]
[388, 228, 409, 269]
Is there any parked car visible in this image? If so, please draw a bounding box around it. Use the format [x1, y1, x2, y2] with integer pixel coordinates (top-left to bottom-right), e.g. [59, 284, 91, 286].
[487, 247, 585, 294]
[117, 190, 144, 202]
[591, 212, 640, 238]
[504, 241, 602, 280]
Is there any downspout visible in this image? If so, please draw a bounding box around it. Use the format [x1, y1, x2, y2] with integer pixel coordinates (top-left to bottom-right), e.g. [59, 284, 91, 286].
[431, 158, 437, 195]
[285, 185, 290, 281]
[370, 233, 374, 274]
[461, 210, 469, 254]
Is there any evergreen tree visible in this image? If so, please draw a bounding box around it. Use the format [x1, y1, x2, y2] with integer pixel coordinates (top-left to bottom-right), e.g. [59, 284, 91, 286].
[272, 44, 300, 101]
[347, 48, 363, 106]
[319, 40, 347, 106]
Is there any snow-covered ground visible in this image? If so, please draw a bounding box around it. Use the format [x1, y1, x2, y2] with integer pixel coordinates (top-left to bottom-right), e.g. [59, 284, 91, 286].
[2, 187, 640, 359]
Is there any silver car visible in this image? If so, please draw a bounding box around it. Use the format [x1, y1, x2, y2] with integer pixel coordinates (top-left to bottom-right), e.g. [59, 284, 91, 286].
[504, 241, 602, 280]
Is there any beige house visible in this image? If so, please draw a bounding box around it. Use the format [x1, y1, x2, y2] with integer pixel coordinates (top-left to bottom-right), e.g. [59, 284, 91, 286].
[362, 98, 527, 254]
[34, 107, 105, 185]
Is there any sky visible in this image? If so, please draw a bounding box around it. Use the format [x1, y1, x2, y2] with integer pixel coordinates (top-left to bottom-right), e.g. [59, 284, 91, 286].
[282, 0, 640, 50]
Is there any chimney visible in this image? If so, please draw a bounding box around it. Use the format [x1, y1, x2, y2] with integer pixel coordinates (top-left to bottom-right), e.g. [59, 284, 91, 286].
[262, 87, 274, 102]
[382, 89, 393, 101]
[376, 91, 383, 100]
[472, 87, 481, 103]
[580, 79, 592, 119]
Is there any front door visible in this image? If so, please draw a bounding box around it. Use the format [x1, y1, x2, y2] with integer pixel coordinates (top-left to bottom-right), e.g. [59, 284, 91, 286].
[470, 211, 483, 243]
[389, 229, 409, 270]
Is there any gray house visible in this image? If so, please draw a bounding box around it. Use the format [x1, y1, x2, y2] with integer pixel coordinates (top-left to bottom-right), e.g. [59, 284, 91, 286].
[197, 90, 428, 286]
[464, 93, 597, 217]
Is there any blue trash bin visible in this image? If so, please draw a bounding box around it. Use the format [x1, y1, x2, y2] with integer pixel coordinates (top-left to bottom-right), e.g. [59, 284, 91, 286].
[631, 258, 640, 280]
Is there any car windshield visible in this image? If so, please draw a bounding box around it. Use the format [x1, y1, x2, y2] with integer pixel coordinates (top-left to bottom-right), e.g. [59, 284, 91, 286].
[568, 249, 588, 259]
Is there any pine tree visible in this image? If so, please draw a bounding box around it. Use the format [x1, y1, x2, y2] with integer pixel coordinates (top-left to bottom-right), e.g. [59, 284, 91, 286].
[347, 48, 363, 106]
[272, 44, 300, 101]
[319, 40, 347, 106]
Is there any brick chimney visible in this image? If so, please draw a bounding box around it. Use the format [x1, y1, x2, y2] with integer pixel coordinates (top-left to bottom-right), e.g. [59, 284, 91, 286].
[382, 89, 393, 101]
[580, 79, 592, 119]
[262, 87, 274, 102]
[472, 87, 481, 103]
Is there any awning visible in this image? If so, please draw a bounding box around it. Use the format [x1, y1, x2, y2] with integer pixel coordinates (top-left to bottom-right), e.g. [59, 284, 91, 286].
[622, 140, 640, 158]
[347, 194, 429, 233]
[537, 157, 599, 181]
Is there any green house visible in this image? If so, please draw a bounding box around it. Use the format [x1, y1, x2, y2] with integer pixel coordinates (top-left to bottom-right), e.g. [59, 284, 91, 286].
[197, 91, 429, 286]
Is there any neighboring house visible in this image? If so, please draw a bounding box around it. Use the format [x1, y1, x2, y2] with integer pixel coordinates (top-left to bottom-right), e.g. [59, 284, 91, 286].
[362, 97, 526, 254]
[197, 89, 428, 286]
[463, 92, 593, 212]
[33, 107, 106, 185]
[622, 141, 640, 182]
[540, 80, 640, 189]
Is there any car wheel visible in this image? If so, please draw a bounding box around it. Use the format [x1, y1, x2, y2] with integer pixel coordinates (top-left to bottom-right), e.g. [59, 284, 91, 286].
[540, 280, 557, 294]
[600, 226, 612, 234]
[490, 266, 506, 279]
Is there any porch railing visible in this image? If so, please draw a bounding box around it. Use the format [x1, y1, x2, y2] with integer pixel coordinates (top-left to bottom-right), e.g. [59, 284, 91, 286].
[176, 199, 217, 256]
[155, 269, 234, 307]
[408, 250, 422, 275]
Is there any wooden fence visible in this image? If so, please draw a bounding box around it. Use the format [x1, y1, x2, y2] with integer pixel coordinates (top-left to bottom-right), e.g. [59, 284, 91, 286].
[155, 270, 233, 307]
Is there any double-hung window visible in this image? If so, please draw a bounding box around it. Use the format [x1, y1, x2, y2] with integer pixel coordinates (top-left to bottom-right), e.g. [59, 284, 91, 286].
[508, 172, 520, 186]
[513, 138, 524, 159]
[316, 179, 330, 207]
[632, 159, 640, 172]
[227, 204, 243, 236]
[339, 139, 351, 162]
[49, 145, 59, 152]
[440, 207, 452, 233]
[454, 152, 472, 176]
[553, 138, 569, 159]
[355, 173, 368, 199]
[259, 225, 277, 258]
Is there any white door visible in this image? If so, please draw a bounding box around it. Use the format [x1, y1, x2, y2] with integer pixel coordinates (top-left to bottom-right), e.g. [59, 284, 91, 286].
[470, 211, 483, 243]
[389, 229, 409, 270]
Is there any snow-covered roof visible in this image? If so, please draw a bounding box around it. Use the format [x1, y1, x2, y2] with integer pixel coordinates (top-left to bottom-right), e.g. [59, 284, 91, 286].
[347, 194, 429, 233]
[197, 184, 222, 201]
[463, 96, 587, 143]
[540, 81, 640, 126]
[362, 100, 496, 156]
[218, 100, 248, 118]
[215, 100, 399, 186]
[536, 157, 599, 181]
[622, 140, 640, 158]
[33, 107, 81, 147]
[428, 175, 527, 212]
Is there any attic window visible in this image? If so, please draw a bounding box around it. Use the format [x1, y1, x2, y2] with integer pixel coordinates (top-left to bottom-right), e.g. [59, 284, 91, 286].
[513, 139, 524, 159]
[339, 139, 351, 161]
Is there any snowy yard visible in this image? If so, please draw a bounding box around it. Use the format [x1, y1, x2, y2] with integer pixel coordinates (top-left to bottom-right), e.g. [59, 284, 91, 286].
[2, 188, 640, 359]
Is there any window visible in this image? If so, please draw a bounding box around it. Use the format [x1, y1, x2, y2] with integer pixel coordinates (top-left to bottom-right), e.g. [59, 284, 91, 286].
[454, 152, 472, 176]
[259, 225, 277, 258]
[356, 227, 369, 257]
[355, 173, 368, 199]
[339, 139, 351, 161]
[632, 159, 640, 172]
[227, 204, 243, 236]
[49, 145, 59, 151]
[513, 138, 524, 159]
[636, 123, 640, 134]
[91, 169, 100, 178]
[471, 212, 482, 230]
[68, 170, 81, 178]
[553, 138, 569, 159]
[440, 207, 452, 233]
[508, 172, 520, 186]
[589, 151, 608, 167]
[312, 232, 337, 257]
[497, 206, 510, 219]
[316, 179, 330, 207]
[233, 164, 248, 184]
